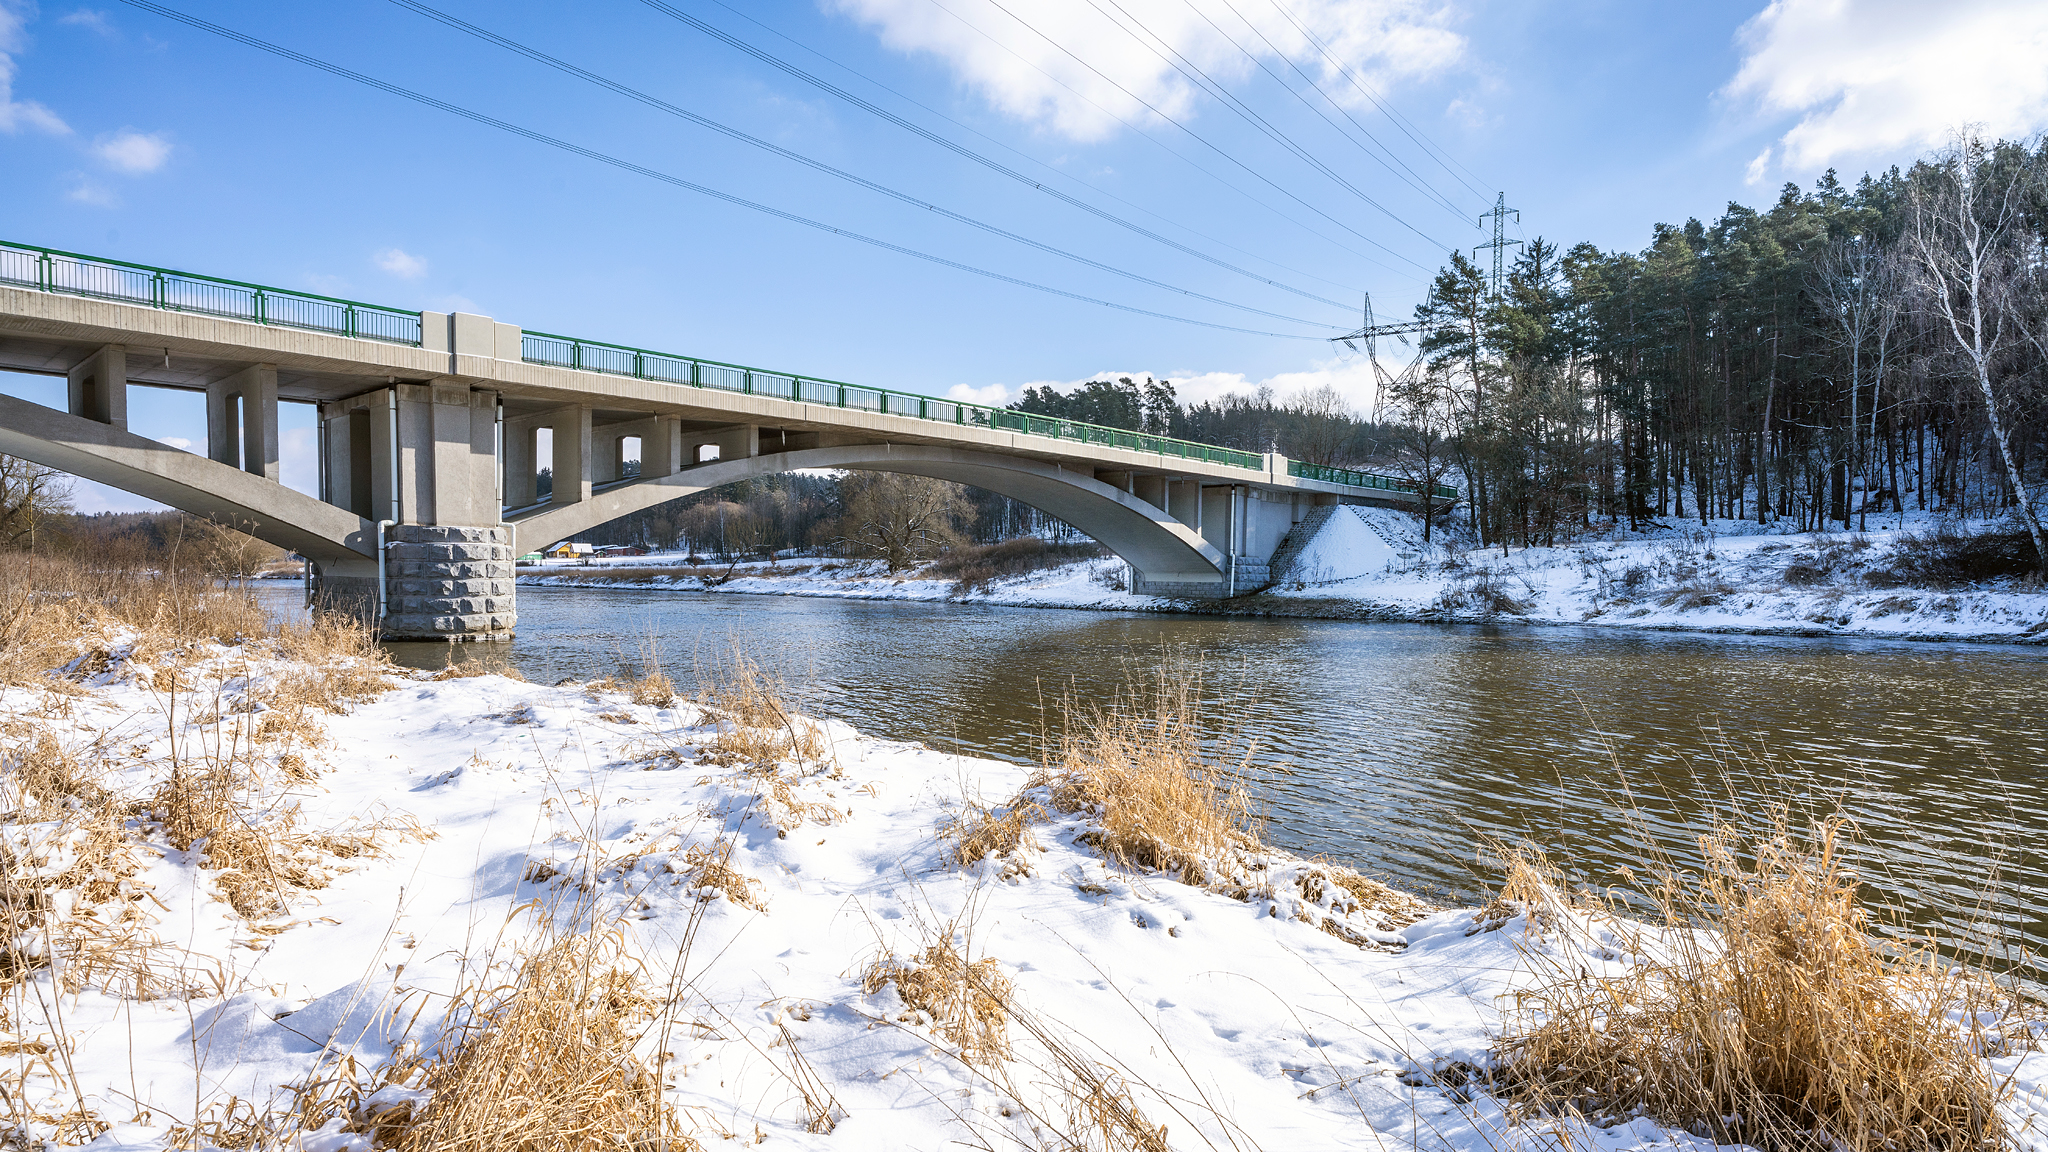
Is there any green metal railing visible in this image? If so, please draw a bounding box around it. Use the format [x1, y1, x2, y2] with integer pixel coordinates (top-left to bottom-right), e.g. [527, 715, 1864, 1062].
[2, 239, 1442, 495]
[521, 330, 1275, 471]
[1288, 459, 1458, 501]
[0, 241, 423, 346]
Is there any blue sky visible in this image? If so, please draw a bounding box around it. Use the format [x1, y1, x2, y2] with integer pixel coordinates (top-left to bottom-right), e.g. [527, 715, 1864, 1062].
[6, 0, 2046, 512]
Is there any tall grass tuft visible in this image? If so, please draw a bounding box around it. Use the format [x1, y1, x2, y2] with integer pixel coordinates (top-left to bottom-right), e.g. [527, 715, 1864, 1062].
[392, 927, 693, 1152]
[1039, 678, 1257, 885]
[1495, 814, 2009, 1152]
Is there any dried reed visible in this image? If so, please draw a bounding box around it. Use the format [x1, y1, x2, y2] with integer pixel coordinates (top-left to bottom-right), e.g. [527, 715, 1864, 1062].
[864, 939, 1014, 1065]
[1039, 678, 1257, 885]
[1495, 815, 2009, 1152]
[391, 928, 693, 1152]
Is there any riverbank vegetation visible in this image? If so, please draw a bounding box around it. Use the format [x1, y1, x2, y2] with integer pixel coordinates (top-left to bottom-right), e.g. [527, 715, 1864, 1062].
[2, 558, 2041, 1149]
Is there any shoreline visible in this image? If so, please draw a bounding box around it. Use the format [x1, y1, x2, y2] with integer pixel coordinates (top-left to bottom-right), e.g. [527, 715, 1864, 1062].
[519, 566, 2048, 648]
[6, 590, 2046, 1149]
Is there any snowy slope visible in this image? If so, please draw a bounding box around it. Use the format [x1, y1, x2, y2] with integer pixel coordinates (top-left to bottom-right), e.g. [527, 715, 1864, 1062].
[5, 634, 2047, 1150]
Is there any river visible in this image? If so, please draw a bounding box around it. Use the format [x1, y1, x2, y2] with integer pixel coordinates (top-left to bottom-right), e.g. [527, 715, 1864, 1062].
[257, 581, 2048, 965]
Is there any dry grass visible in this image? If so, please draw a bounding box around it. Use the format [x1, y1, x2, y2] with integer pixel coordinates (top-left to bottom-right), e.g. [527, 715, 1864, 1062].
[864, 938, 1014, 1065]
[1039, 679, 1257, 886]
[0, 554, 302, 686]
[1494, 815, 2010, 1152]
[387, 927, 696, 1152]
[697, 649, 821, 766]
[677, 841, 766, 911]
[946, 794, 1047, 875]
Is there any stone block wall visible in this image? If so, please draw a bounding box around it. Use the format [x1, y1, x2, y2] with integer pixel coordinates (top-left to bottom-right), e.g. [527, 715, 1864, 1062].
[382, 525, 517, 641]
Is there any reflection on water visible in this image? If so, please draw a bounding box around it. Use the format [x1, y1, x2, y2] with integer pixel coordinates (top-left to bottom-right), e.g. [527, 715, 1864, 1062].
[255, 581, 2048, 962]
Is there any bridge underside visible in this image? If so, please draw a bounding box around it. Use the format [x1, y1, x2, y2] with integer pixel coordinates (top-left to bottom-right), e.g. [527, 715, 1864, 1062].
[0, 279, 1434, 638]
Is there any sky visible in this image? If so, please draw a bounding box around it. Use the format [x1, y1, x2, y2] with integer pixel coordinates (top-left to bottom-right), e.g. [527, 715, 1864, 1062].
[5, 0, 2048, 513]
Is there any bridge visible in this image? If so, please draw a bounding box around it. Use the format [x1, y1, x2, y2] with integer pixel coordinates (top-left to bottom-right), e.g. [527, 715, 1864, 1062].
[0, 241, 1452, 641]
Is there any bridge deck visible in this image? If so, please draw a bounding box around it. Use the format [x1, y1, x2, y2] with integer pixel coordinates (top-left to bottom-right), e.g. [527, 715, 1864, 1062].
[0, 241, 1451, 505]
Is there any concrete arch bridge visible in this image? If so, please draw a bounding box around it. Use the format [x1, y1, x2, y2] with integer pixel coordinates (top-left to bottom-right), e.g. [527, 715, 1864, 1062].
[0, 242, 1452, 640]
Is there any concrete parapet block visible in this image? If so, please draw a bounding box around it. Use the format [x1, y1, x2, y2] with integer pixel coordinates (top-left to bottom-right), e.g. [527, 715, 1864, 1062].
[375, 524, 516, 642]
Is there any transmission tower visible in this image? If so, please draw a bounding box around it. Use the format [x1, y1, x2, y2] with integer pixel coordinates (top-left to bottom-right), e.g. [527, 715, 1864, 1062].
[1331, 294, 1429, 422]
[1474, 192, 1521, 298]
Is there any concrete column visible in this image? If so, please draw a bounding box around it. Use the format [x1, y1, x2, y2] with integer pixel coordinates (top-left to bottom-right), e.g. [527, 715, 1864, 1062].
[1134, 474, 1167, 513]
[205, 364, 279, 479]
[1200, 486, 1230, 548]
[502, 420, 538, 508]
[549, 404, 591, 505]
[65, 345, 127, 430]
[426, 382, 498, 525]
[644, 415, 682, 477]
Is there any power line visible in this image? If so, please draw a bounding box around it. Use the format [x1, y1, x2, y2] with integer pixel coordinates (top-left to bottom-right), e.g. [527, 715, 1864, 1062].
[1081, 0, 1454, 248]
[108, 0, 1331, 340]
[960, 0, 1439, 273]
[1261, 0, 1493, 202]
[635, 0, 1375, 304]
[900, 0, 1411, 280]
[697, 0, 1366, 296]
[1204, 0, 1475, 219]
[386, 0, 1341, 328]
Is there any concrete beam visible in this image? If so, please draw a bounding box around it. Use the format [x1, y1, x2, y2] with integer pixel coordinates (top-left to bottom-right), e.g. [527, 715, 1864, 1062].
[206, 363, 279, 480]
[0, 391, 376, 569]
[65, 344, 126, 429]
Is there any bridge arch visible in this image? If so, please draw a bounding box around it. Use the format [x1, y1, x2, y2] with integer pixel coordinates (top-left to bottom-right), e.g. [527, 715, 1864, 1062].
[509, 443, 1227, 588]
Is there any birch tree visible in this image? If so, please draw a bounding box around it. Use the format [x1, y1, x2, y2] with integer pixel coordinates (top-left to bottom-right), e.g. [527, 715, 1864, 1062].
[1905, 132, 2047, 570]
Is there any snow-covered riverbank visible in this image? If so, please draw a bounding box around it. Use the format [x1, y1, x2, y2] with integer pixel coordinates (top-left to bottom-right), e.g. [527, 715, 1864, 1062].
[7, 618, 2047, 1150]
[523, 513, 2048, 645]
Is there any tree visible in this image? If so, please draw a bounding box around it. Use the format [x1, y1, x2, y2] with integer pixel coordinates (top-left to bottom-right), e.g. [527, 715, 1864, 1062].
[1905, 132, 2047, 570]
[1810, 234, 1904, 528]
[193, 518, 284, 578]
[830, 473, 970, 572]
[0, 455, 72, 549]
[1382, 366, 1460, 541]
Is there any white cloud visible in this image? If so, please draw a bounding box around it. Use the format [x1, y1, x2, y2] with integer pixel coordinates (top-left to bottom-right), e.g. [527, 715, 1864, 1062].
[948, 353, 1388, 419]
[829, 0, 1465, 142]
[92, 127, 169, 172]
[59, 9, 112, 35]
[64, 173, 117, 206]
[1726, 0, 2048, 178]
[375, 248, 429, 279]
[0, 1, 71, 135]
[155, 435, 193, 450]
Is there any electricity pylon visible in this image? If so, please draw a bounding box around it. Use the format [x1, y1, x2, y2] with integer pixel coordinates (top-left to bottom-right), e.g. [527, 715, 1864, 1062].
[1474, 192, 1521, 298]
[1331, 294, 1429, 422]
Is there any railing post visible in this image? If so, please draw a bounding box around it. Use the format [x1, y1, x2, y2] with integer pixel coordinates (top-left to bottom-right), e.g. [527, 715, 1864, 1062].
[743, 371, 753, 395]
[253, 288, 266, 325]
[691, 361, 701, 387]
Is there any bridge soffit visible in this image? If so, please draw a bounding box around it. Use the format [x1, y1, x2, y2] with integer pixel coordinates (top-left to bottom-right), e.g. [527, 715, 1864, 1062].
[509, 443, 1226, 579]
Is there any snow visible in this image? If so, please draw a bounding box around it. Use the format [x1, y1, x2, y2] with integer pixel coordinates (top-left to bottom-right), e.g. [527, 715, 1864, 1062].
[523, 512, 2048, 645]
[6, 630, 2048, 1150]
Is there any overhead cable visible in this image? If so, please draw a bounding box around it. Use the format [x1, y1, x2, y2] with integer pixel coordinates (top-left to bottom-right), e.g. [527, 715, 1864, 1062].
[387, 0, 1342, 328]
[108, 0, 1332, 340]
[1201, 0, 1474, 219]
[1261, 0, 1494, 202]
[954, 0, 1437, 273]
[1081, 0, 1452, 249]
[697, 0, 1366, 295]
[636, 0, 1364, 308]
[645, 0, 1423, 278]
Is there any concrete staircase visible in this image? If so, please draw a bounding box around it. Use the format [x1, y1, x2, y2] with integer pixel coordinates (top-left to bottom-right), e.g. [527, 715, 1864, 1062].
[1263, 506, 1340, 586]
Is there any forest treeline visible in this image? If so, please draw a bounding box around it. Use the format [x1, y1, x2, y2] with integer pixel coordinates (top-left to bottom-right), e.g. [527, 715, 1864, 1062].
[1016, 133, 2048, 568]
[1395, 132, 2048, 563]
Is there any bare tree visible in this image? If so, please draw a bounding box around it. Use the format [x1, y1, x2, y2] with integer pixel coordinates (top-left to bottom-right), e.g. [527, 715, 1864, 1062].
[1281, 383, 1357, 467]
[1905, 131, 2047, 569]
[193, 518, 285, 578]
[0, 455, 73, 549]
[1811, 235, 1904, 529]
[1383, 367, 1461, 542]
[831, 472, 970, 572]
